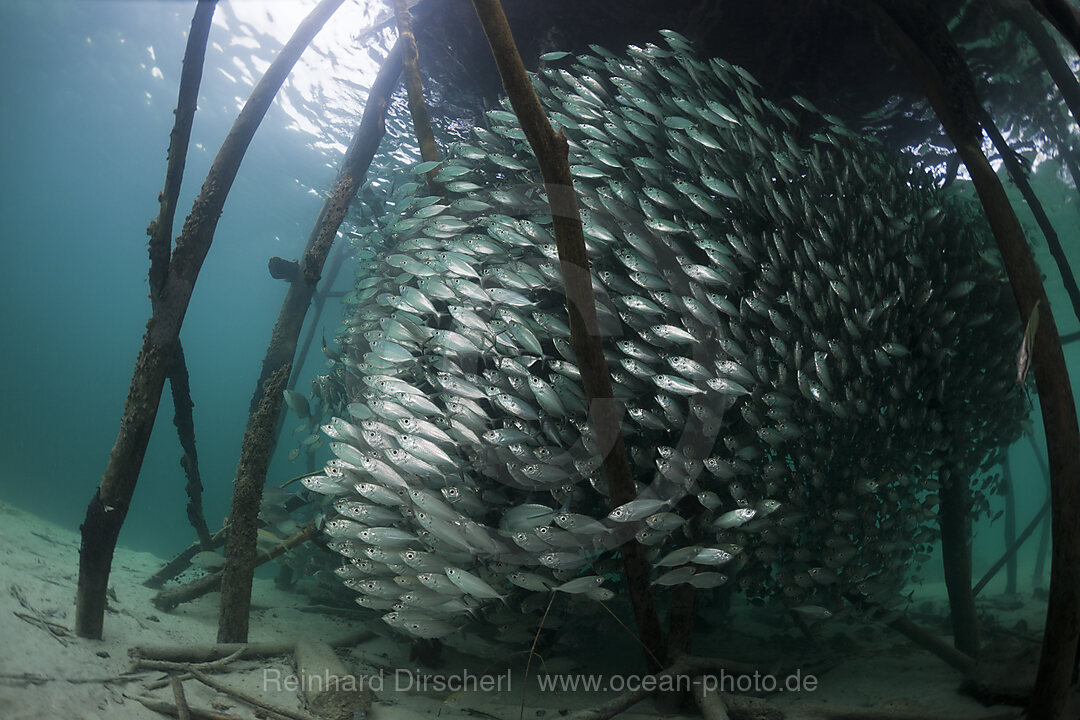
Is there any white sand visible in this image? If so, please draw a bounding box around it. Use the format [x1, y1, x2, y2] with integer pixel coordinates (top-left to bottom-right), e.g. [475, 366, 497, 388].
[0, 499, 1038, 719]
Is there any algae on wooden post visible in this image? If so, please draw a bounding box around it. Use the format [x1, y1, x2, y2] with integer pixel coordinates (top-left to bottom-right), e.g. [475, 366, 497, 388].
[216, 39, 405, 643]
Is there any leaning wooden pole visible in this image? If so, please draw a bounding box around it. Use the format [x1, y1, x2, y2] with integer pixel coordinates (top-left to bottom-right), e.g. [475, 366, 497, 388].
[973, 496, 1049, 598]
[1028, 0, 1080, 58]
[392, 0, 443, 195]
[145, 0, 218, 550]
[869, 3, 1080, 718]
[216, 40, 404, 643]
[75, 0, 344, 640]
[979, 108, 1080, 327]
[469, 0, 667, 673]
[1003, 0, 1080, 133]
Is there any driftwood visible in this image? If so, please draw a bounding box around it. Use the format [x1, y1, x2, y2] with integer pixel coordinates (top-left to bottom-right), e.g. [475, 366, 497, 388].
[131, 630, 373, 665]
[868, 3, 1080, 718]
[135, 649, 246, 675]
[216, 37, 404, 644]
[784, 704, 1022, 720]
[144, 525, 228, 589]
[692, 679, 731, 720]
[884, 614, 977, 675]
[75, 0, 346, 641]
[169, 673, 192, 720]
[469, 0, 667, 673]
[154, 522, 318, 612]
[127, 695, 242, 720]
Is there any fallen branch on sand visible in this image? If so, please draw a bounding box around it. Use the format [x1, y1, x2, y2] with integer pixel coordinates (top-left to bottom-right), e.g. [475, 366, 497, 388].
[150, 522, 318, 612]
[127, 694, 243, 720]
[187, 668, 323, 720]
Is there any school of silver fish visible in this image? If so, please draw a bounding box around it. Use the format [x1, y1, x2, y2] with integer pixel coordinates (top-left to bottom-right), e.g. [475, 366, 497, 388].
[284, 31, 1028, 641]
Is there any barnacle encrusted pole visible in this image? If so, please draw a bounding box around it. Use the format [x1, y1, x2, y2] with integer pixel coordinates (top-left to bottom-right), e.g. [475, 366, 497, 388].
[217, 39, 405, 643]
[75, 0, 345, 640]
[145, 0, 218, 550]
[870, 2, 1080, 717]
[392, 0, 443, 195]
[469, 0, 667, 672]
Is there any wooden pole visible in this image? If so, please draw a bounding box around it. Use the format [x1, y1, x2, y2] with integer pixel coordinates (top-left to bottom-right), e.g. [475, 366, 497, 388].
[978, 107, 1080, 327]
[938, 470, 980, 657]
[973, 497, 1050, 598]
[868, 3, 1080, 717]
[1002, 457, 1018, 595]
[146, 0, 218, 550]
[469, 0, 667, 673]
[1002, 0, 1080, 132]
[1028, 432, 1052, 593]
[75, 0, 344, 640]
[1027, 0, 1080, 57]
[216, 40, 404, 643]
[392, 0, 443, 195]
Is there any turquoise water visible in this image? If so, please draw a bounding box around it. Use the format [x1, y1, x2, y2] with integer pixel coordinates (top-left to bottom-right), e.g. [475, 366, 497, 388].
[0, 1, 356, 556]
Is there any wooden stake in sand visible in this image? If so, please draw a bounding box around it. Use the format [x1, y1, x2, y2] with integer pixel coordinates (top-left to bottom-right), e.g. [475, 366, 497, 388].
[216, 37, 405, 645]
[75, 0, 346, 641]
[468, 0, 667, 674]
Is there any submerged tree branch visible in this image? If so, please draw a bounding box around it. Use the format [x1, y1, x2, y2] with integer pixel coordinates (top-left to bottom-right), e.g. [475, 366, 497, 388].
[155, 522, 318, 613]
[469, 0, 666, 673]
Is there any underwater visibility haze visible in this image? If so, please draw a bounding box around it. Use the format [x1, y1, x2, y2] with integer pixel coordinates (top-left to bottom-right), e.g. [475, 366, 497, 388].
[2, 1, 1080, 719]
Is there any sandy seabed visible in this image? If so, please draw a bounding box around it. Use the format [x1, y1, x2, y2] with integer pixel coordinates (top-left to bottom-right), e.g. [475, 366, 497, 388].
[0, 499, 1039, 719]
